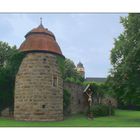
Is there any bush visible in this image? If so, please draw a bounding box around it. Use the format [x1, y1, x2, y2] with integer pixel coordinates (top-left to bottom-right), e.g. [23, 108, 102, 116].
[86, 104, 115, 117]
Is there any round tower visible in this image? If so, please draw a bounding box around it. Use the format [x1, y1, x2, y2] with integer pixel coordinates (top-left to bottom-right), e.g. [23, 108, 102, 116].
[14, 20, 64, 121]
[76, 62, 85, 78]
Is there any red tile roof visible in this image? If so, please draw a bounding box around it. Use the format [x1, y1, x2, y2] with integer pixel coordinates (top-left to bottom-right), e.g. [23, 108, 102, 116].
[19, 23, 63, 56]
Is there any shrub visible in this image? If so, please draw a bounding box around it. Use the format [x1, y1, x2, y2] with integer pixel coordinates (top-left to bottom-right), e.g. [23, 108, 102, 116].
[86, 104, 115, 117]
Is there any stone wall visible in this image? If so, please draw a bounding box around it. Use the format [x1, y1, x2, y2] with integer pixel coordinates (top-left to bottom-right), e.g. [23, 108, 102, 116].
[64, 82, 118, 114]
[64, 82, 86, 114]
[14, 52, 63, 121]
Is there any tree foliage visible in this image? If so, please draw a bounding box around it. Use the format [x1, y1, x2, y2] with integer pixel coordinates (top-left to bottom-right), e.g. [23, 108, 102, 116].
[63, 58, 84, 84]
[107, 14, 140, 109]
[0, 41, 25, 111]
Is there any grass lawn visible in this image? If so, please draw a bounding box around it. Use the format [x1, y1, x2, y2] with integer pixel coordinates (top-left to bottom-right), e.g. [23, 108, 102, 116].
[0, 109, 140, 127]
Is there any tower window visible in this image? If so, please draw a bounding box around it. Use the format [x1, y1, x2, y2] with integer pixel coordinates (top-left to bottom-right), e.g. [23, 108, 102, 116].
[42, 105, 45, 108]
[52, 75, 58, 87]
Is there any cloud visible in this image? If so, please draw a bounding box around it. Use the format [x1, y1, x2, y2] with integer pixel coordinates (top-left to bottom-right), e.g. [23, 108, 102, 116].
[0, 13, 127, 77]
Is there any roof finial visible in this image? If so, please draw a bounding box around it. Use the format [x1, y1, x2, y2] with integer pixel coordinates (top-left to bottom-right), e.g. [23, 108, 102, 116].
[40, 17, 42, 25]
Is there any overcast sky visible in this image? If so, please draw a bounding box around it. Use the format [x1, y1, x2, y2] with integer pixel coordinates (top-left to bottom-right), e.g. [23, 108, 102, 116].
[0, 13, 127, 77]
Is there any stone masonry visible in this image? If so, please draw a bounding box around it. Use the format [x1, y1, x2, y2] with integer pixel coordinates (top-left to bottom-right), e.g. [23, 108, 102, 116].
[64, 82, 85, 114]
[14, 52, 63, 121]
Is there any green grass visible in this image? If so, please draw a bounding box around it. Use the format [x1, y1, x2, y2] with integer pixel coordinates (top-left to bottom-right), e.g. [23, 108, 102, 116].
[0, 109, 140, 127]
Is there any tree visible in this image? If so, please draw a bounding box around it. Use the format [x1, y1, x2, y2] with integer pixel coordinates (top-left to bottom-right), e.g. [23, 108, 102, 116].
[0, 41, 25, 111]
[107, 14, 140, 109]
[0, 41, 17, 68]
[64, 58, 84, 84]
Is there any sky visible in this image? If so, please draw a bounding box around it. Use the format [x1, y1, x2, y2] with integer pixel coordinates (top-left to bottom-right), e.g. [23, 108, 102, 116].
[0, 13, 127, 77]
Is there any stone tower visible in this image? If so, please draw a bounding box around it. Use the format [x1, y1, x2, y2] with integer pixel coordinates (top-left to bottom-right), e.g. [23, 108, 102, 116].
[14, 20, 64, 121]
[76, 62, 85, 78]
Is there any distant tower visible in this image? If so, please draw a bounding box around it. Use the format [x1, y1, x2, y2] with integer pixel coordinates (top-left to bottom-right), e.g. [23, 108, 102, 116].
[76, 62, 85, 78]
[14, 19, 64, 121]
